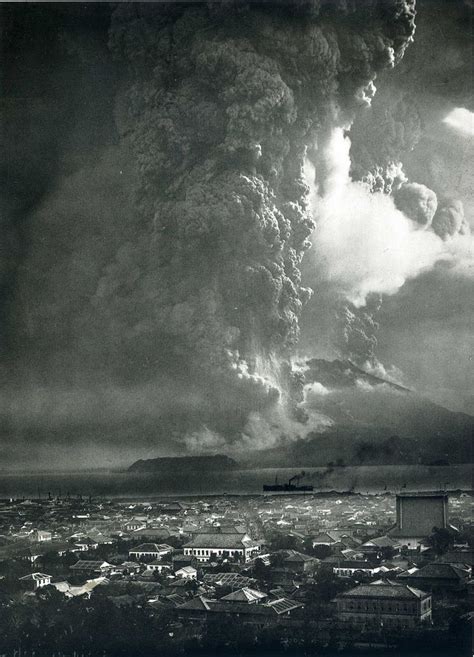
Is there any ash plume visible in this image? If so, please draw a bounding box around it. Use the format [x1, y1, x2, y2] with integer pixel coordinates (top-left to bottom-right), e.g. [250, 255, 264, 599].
[101, 0, 416, 450]
[307, 0, 474, 377]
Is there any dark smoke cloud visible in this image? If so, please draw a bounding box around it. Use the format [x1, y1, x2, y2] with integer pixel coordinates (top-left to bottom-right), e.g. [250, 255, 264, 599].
[335, 297, 381, 368]
[394, 182, 438, 227]
[432, 198, 468, 240]
[331, 0, 473, 375]
[101, 0, 416, 449]
[1, 2, 418, 465]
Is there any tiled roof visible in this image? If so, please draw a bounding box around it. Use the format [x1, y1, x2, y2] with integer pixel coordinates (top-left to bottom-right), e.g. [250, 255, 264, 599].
[129, 543, 171, 552]
[132, 528, 172, 538]
[284, 550, 314, 563]
[267, 597, 304, 615]
[340, 582, 427, 600]
[70, 560, 111, 570]
[19, 572, 51, 581]
[334, 560, 376, 569]
[203, 573, 255, 587]
[184, 533, 255, 549]
[399, 563, 469, 580]
[221, 587, 267, 603]
[178, 595, 212, 611]
[397, 492, 448, 498]
[362, 536, 399, 548]
[440, 550, 474, 567]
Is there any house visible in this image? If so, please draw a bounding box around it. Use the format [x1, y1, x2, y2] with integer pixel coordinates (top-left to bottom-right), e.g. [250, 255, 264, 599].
[73, 537, 99, 552]
[220, 587, 267, 604]
[14, 545, 44, 563]
[132, 527, 174, 541]
[283, 550, 318, 574]
[439, 549, 474, 568]
[173, 553, 197, 571]
[129, 543, 173, 562]
[124, 519, 147, 532]
[110, 561, 142, 576]
[29, 530, 52, 543]
[176, 595, 303, 626]
[360, 536, 401, 556]
[332, 560, 379, 578]
[19, 572, 52, 591]
[397, 562, 471, 591]
[311, 532, 340, 547]
[160, 502, 187, 514]
[146, 560, 172, 574]
[203, 572, 257, 590]
[183, 532, 260, 562]
[70, 560, 112, 576]
[175, 565, 197, 580]
[334, 580, 432, 629]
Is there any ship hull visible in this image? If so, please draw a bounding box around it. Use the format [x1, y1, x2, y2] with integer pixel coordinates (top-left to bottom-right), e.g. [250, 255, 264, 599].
[263, 484, 313, 492]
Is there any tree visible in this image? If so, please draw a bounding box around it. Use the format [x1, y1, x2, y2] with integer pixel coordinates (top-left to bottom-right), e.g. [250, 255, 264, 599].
[427, 527, 455, 556]
[269, 551, 287, 568]
[380, 545, 396, 561]
[267, 532, 297, 551]
[312, 568, 348, 602]
[311, 544, 333, 560]
[253, 557, 269, 581]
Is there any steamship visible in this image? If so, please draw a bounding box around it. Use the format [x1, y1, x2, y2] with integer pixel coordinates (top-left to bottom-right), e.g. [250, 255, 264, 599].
[263, 471, 313, 492]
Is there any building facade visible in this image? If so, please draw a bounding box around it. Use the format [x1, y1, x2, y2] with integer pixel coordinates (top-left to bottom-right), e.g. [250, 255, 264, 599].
[389, 492, 449, 548]
[334, 581, 432, 629]
[184, 532, 260, 562]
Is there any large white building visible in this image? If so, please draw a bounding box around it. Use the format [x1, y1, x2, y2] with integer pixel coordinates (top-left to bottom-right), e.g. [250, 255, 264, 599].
[184, 532, 260, 562]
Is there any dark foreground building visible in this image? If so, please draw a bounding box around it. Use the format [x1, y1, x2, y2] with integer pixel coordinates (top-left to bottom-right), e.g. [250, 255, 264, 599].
[334, 581, 432, 629]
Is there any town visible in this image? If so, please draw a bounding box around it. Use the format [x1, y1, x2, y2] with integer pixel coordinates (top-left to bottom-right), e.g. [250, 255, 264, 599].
[0, 489, 472, 656]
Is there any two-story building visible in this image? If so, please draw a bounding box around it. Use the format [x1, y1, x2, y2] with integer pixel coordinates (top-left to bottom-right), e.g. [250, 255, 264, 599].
[183, 532, 260, 563]
[397, 562, 471, 592]
[332, 560, 379, 578]
[334, 580, 432, 629]
[19, 572, 52, 591]
[129, 543, 173, 562]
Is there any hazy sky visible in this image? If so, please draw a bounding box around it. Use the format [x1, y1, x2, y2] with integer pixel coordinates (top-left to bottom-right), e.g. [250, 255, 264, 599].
[0, 1, 472, 470]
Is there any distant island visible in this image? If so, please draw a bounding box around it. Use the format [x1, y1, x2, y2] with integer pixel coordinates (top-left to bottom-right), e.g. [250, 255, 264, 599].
[128, 454, 238, 473]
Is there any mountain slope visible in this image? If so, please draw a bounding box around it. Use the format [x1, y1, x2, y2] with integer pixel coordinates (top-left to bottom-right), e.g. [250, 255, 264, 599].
[247, 359, 473, 467]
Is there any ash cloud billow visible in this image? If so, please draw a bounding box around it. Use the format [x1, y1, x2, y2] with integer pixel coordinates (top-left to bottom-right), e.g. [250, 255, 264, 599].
[99, 0, 416, 451]
[2, 1, 473, 468]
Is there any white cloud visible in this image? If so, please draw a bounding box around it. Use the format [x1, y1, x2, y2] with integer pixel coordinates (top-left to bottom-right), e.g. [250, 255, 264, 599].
[443, 107, 474, 137]
[305, 128, 472, 307]
[305, 381, 331, 396]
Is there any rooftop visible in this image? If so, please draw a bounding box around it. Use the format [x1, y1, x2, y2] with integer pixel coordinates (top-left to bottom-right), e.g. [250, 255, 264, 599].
[339, 581, 428, 600]
[184, 533, 255, 549]
[221, 587, 267, 603]
[397, 491, 449, 499]
[398, 563, 470, 580]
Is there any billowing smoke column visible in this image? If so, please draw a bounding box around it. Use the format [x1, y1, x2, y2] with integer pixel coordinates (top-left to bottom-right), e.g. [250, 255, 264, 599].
[304, 118, 472, 371]
[104, 1, 416, 449]
[335, 297, 381, 368]
[304, 0, 474, 372]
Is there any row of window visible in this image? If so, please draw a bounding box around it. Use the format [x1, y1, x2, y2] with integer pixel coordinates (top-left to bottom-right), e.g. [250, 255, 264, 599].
[334, 569, 373, 576]
[341, 601, 416, 614]
[185, 548, 243, 557]
[342, 616, 417, 629]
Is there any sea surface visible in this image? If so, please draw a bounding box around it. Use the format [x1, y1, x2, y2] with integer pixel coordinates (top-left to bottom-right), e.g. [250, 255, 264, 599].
[0, 464, 471, 499]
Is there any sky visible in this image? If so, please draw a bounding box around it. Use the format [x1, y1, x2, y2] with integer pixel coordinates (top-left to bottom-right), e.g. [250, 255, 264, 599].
[0, 0, 472, 470]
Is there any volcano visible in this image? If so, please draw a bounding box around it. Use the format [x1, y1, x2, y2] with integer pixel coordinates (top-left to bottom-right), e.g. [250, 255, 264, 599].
[243, 358, 473, 467]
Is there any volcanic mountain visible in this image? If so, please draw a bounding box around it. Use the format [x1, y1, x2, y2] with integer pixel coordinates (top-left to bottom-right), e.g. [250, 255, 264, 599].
[244, 359, 473, 467]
